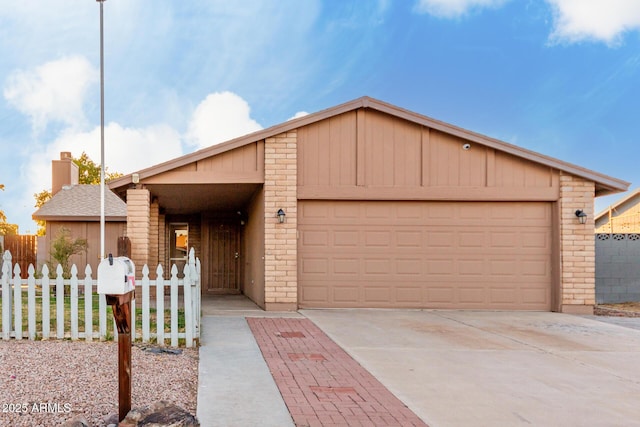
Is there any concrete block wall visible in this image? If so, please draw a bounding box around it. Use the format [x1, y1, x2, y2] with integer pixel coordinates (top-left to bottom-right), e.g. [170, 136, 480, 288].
[149, 199, 159, 272]
[559, 173, 595, 313]
[263, 131, 298, 310]
[596, 234, 640, 303]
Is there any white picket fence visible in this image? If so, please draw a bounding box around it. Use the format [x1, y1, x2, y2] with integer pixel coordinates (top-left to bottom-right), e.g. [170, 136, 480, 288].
[0, 249, 201, 348]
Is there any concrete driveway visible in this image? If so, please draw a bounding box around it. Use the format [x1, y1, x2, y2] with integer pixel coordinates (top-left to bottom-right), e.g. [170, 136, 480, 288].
[301, 310, 640, 427]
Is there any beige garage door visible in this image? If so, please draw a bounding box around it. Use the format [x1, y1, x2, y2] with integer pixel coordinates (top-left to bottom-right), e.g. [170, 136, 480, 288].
[298, 201, 552, 310]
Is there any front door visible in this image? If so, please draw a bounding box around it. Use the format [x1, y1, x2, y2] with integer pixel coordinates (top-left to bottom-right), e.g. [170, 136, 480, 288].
[204, 221, 240, 293]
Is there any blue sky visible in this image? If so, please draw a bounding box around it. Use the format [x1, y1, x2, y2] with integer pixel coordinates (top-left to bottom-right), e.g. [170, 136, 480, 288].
[1, 0, 640, 233]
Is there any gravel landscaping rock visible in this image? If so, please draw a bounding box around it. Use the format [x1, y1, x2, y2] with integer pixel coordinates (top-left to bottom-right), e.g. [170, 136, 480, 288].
[0, 340, 198, 426]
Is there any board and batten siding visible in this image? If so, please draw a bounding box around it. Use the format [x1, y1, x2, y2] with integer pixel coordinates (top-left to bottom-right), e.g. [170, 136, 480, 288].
[143, 141, 264, 185]
[297, 109, 560, 200]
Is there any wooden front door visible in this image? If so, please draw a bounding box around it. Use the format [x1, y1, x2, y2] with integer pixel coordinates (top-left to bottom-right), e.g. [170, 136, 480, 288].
[204, 221, 240, 293]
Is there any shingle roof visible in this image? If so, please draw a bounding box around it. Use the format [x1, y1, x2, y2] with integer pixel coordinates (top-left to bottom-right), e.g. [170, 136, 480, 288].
[32, 185, 127, 221]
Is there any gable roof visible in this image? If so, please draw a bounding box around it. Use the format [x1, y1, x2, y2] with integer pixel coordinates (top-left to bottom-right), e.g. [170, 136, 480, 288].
[32, 184, 127, 221]
[595, 188, 640, 222]
[109, 96, 629, 196]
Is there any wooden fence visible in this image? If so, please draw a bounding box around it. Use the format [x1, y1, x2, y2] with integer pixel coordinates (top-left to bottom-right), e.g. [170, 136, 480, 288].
[3, 235, 37, 279]
[0, 248, 201, 348]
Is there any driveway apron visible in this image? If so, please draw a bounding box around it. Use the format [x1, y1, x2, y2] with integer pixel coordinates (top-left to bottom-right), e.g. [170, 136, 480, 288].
[301, 310, 640, 427]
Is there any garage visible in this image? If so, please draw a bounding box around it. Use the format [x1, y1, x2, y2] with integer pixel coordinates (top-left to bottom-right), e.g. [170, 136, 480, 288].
[298, 200, 552, 310]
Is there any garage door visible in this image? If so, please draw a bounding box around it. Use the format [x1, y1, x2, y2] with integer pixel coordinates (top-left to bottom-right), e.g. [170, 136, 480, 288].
[298, 201, 552, 310]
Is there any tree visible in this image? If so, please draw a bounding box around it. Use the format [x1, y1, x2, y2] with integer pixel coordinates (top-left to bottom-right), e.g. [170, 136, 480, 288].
[0, 183, 19, 236]
[74, 151, 123, 185]
[34, 189, 51, 236]
[34, 152, 123, 235]
[48, 226, 88, 278]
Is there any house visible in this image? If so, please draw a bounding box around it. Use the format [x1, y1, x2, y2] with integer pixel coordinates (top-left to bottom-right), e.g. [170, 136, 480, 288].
[595, 188, 640, 233]
[32, 152, 127, 275]
[108, 97, 629, 313]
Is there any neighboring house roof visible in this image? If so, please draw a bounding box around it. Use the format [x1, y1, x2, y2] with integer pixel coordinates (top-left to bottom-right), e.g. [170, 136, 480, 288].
[595, 188, 640, 222]
[109, 96, 630, 196]
[32, 184, 127, 221]
[595, 188, 640, 233]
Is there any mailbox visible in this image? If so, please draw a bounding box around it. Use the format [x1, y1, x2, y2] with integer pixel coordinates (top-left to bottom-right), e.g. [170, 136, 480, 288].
[97, 254, 135, 295]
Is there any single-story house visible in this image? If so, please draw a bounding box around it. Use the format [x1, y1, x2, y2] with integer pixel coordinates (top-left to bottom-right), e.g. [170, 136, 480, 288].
[108, 97, 629, 313]
[33, 152, 127, 275]
[595, 188, 640, 234]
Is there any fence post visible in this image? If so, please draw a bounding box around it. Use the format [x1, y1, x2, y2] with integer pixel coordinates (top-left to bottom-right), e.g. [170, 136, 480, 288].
[84, 265, 93, 342]
[2, 251, 12, 340]
[170, 264, 179, 347]
[42, 265, 50, 340]
[188, 248, 200, 341]
[27, 264, 36, 340]
[183, 263, 193, 348]
[13, 263, 22, 340]
[196, 257, 201, 340]
[70, 265, 79, 340]
[99, 293, 107, 340]
[156, 265, 165, 346]
[56, 265, 64, 339]
[142, 264, 150, 343]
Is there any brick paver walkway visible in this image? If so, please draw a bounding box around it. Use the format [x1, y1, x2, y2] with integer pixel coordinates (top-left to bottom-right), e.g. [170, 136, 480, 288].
[247, 318, 427, 427]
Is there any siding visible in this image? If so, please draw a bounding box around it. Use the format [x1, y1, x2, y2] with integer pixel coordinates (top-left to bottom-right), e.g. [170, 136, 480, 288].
[297, 109, 559, 201]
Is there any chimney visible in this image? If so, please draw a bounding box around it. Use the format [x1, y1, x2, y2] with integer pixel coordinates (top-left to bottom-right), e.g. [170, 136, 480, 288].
[52, 152, 79, 195]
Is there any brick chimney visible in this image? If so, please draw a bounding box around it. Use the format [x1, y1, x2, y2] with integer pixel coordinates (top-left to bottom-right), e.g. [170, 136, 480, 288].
[52, 152, 79, 195]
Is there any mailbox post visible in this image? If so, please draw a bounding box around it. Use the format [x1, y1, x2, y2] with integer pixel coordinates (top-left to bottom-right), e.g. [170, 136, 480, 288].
[97, 254, 135, 422]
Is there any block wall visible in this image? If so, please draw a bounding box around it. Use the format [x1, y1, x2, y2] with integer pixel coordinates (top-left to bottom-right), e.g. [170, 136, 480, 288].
[559, 173, 595, 313]
[126, 188, 150, 279]
[595, 234, 640, 303]
[263, 131, 298, 310]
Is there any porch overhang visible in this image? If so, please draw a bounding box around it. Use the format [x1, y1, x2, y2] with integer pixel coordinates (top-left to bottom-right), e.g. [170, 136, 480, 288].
[144, 183, 262, 215]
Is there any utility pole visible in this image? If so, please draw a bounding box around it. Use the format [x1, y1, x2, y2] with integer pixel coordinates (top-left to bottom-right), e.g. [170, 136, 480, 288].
[98, 0, 106, 261]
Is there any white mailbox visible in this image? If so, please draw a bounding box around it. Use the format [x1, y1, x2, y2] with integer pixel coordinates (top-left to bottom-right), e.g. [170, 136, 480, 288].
[97, 255, 135, 295]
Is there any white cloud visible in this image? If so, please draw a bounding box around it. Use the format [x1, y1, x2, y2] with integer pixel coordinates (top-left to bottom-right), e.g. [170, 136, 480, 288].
[186, 92, 262, 149]
[288, 111, 309, 121]
[547, 0, 640, 45]
[27, 123, 183, 200]
[3, 56, 97, 133]
[413, 0, 508, 18]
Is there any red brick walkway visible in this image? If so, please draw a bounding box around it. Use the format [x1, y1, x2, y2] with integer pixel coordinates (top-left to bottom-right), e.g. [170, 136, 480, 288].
[247, 318, 427, 427]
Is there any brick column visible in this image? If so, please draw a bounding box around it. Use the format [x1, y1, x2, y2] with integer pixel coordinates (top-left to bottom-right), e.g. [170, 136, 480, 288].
[126, 188, 150, 282]
[559, 173, 595, 314]
[264, 131, 298, 311]
[149, 199, 159, 272]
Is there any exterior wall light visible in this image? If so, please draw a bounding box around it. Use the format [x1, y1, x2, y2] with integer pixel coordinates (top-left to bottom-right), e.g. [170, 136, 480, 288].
[277, 209, 286, 223]
[575, 209, 587, 224]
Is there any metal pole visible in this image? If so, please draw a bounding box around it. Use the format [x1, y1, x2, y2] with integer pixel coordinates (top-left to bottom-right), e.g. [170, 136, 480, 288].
[98, 0, 106, 261]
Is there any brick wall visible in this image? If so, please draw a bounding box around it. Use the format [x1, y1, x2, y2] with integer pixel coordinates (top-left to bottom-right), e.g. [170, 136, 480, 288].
[559, 173, 595, 314]
[263, 131, 298, 310]
[126, 188, 150, 279]
[149, 199, 159, 272]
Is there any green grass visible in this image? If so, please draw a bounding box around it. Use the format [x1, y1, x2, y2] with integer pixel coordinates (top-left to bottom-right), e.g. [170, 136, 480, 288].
[0, 288, 186, 341]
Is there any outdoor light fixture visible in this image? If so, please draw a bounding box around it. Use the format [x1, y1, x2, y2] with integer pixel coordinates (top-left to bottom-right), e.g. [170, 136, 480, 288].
[277, 209, 286, 223]
[575, 209, 587, 224]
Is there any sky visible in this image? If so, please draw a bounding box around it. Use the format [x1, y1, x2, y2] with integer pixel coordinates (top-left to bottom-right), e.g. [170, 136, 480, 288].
[1, 0, 640, 234]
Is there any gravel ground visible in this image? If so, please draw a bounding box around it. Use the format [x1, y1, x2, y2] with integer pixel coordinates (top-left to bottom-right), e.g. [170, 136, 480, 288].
[0, 340, 198, 426]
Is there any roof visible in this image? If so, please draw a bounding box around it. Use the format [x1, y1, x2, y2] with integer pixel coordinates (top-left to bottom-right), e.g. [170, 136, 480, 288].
[595, 188, 640, 222]
[109, 96, 630, 196]
[32, 185, 127, 221]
